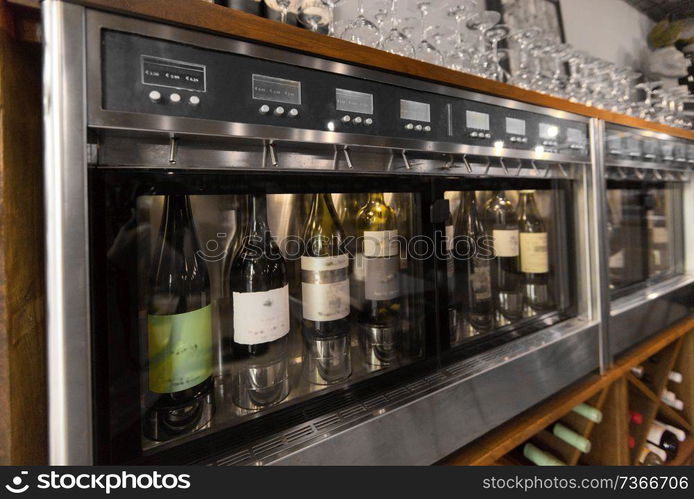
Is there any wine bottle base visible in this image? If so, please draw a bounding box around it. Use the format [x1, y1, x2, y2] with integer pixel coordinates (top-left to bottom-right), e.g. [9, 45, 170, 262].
[303, 333, 352, 385]
[144, 387, 215, 442]
[231, 357, 290, 410]
[359, 323, 400, 367]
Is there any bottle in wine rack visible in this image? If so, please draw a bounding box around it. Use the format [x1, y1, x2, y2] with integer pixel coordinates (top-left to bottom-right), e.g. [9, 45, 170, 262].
[631, 365, 683, 384]
[356, 193, 401, 366]
[638, 447, 664, 466]
[523, 443, 567, 466]
[518, 190, 553, 315]
[647, 421, 679, 460]
[661, 389, 684, 411]
[300, 193, 351, 384]
[454, 192, 493, 340]
[484, 191, 522, 325]
[656, 420, 686, 442]
[145, 194, 214, 441]
[572, 403, 603, 423]
[644, 442, 668, 463]
[552, 423, 591, 453]
[629, 410, 644, 425]
[229, 193, 290, 409]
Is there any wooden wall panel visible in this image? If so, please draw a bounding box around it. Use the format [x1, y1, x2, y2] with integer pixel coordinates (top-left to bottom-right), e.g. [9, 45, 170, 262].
[0, 0, 46, 465]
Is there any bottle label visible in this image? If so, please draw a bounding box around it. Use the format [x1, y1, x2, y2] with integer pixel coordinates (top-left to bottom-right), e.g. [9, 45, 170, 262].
[492, 229, 519, 257]
[520, 232, 549, 273]
[147, 304, 213, 394]
[363, 230, 399, 258]
[609, 249, 625, 269]
[365, 255, 400, 301]
[652, 227, 669, 244]
[233, 285, 290, 345]
[471, 259, 492, 300]
[301, 255, 350, 322]
[445, 225, 455, 252]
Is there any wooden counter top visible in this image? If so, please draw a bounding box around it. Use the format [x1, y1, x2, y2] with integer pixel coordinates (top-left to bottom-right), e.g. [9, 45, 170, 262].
[31, 0, 690, 140]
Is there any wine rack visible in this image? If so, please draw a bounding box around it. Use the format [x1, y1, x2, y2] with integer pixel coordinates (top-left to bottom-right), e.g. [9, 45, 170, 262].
[441, 317, 694, 466]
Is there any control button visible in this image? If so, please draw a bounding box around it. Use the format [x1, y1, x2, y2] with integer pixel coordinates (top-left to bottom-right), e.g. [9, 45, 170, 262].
[259, 104, 271, 115]
[484, 133, 492, 139]
[288, 108, 299, 118]
[405, 123, 414, 130]
[644, 153, 656, 159]
[424, 125, 431, 132]
[189, 95, 201, 106]
[353, 116, 363, 125]
[341, 115, 351, 123]
[470, 131, 479, 138]
[569, 144, 583, 150]
[415, 124, 423, 131]
[521, 137, 528, 143]
[148, 90, 162, 103]
[274, 106, 285, 116]
[169, 93, 181, 104]
[364, 118, 373, 126]
[510, 136, 517, 143]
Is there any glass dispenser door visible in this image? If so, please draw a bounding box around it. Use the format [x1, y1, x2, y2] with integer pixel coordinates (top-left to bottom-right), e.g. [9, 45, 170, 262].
[90, 170, 434, 463]
[435, 178, 576, 352]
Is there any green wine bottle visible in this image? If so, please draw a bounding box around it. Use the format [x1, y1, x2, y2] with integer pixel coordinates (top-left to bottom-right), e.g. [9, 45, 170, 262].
[518, 190, 553, 315]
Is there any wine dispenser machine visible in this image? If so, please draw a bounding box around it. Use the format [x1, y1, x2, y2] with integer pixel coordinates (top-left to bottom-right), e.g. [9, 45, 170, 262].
[43, 0, 694, 465]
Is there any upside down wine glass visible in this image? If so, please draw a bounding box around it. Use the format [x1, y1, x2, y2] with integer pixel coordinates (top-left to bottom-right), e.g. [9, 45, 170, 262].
[380, 0, 415, 57]
[341, 0, 381, 47]
[321, 0, 342, 37]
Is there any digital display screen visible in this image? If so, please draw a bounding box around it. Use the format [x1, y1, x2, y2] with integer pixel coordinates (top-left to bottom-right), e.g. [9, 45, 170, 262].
[567, 128, 585, 143]
[141, 55, 206, 92]
[539, 123, 560, 139]
[400, 100, 431, 122]
[252, 74, 302, 105]
[336, 89, 374, 115]
[505, 117, 526, 135]
[466, 111, 490, 130]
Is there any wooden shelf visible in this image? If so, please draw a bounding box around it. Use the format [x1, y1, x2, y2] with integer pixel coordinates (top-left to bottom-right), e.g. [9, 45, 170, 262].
[442, 316, 694, 466]
[16, 0, 694, 140]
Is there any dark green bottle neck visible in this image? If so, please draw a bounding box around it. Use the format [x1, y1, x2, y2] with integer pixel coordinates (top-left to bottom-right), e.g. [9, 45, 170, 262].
[161, 195, 193, 242]
[248, 193, 270, 236]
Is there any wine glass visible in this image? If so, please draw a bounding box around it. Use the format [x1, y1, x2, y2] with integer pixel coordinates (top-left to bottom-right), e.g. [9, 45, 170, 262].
[380, 0, 416, 57]
[414, 1, 444, 65]
[484, 24, 510, 82]
[508, 27, 542, 88]
[341, 0, 381, 47]
[298, 0, 330, 32]
[321, 0, 342, 37]
[546, 43, 571, 97]
[276, 0, 293, 23]
[465, 11, 501, 68]
[445, 1, 478, 46]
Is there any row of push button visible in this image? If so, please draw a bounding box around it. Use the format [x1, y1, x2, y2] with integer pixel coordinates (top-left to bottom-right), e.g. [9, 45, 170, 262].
[259, 105, 299, 118]
[341, 115, 373, 126]
[509, 136, 528, 143]
[470, 131, 492, 139]
[149, 90, 200, 106]
[404, 123, 431, 132]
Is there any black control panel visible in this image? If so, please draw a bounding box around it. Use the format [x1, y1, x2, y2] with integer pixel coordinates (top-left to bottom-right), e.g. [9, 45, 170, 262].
[101, 30, 589, 159]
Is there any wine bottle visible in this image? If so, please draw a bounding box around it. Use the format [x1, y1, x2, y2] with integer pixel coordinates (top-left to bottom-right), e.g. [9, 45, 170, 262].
[552, 423, 591, 453]
[661, 390, 684, 411]
[629, 410, 644, 425]
[301, 193, 351, 384]
[518, 190, 552, 315]
[229, 193, 290, 409]
[484, 191, 522, 324]
[454, 192, 493, 340]
[632, 366, 684, 384]
[356, 192, 401, 366]
[572, 403, 603, 423]
[647, 422, 679, 460]
[523, 443, 566, 466]
[638, 447, 664, 465]
[645, 442, 668, 462]
[145, 194, 214, 441]
[656, 421, 686, 442]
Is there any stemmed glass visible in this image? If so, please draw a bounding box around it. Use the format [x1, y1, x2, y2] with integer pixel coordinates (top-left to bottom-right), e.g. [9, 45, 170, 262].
[446, 1, 478, 47]
[546, 43, 571, 97]
[634, 82, 661, 120]
[341, 0, 381, 47]
[298, 0, 330, 32]
[380, 0, 416, 57]
[321, 0, 342, 37]
[508, 27, 542, 88]
[484, 24, 510, 82]
[276, 0, 293, 24]
[414, 1, 444, 65]
[465, 11, 502, 73]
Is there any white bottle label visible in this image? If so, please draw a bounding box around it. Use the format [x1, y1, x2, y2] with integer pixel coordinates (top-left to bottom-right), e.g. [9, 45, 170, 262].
[520, 232, 549, 274]
[652, 227, 669, 244]
[365, 255, 400, 301]
[301, 255, 350, 322]
[471, 259, 492, 300]
[233, 285, 290, 345]
[363, 230, 399, 257]
[492, 229, 519, 257]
